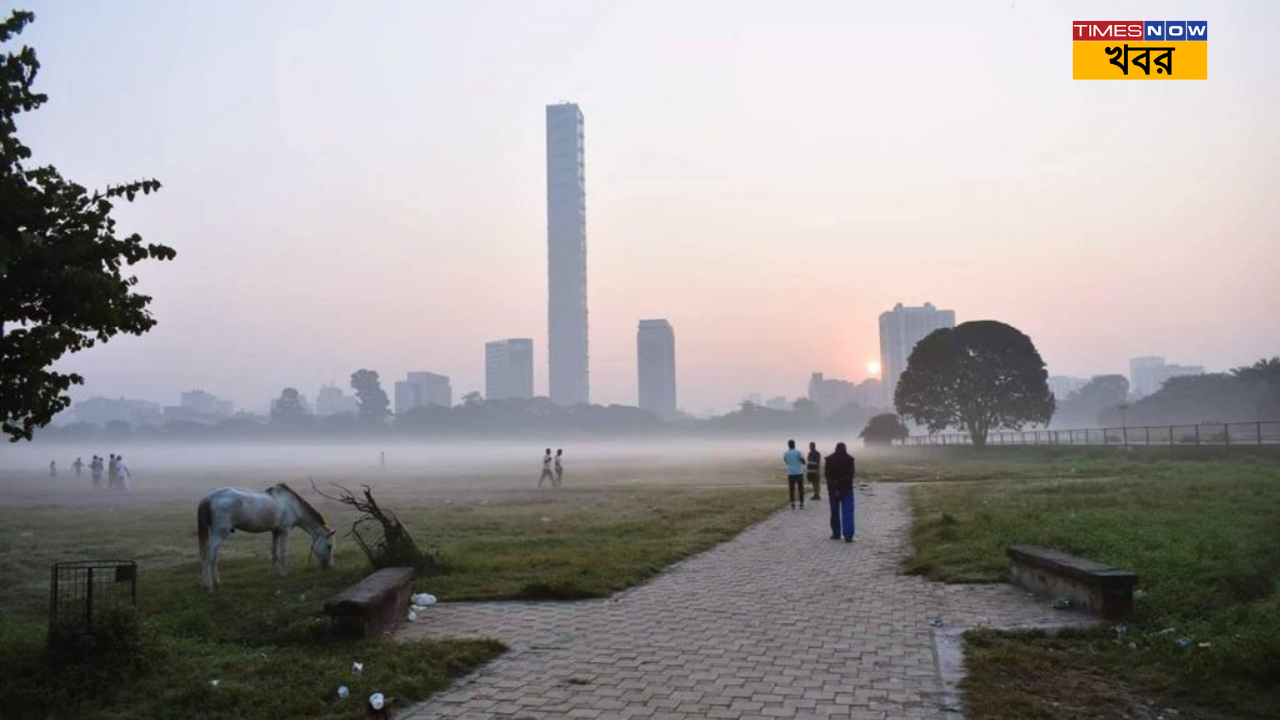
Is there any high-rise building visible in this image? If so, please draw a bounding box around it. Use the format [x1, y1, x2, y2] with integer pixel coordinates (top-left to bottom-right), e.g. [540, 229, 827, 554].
[486, 339, 535, 400]
[315, 384, 359, 417]
[395, 372, 452, 414]
[637, 319, 677, 420]
[546, 102, 589, 406]
[808, 372, 857, 414]
[1129, 356, 1204, 397]
[879, 302, 956, 407]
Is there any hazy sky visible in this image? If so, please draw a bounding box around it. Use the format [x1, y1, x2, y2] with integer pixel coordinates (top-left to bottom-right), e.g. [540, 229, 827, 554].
[14, 0, 1280, 414]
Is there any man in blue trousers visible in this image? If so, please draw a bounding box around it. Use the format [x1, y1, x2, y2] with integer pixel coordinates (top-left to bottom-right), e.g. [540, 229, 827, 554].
[824, 442, 856, 542]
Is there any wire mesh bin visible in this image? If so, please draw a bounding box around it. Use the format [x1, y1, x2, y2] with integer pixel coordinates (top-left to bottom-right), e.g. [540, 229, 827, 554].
[49, 560, 137, 637]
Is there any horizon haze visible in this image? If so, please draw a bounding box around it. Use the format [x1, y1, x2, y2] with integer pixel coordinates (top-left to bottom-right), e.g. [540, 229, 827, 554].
[13, 0, 1279, 415]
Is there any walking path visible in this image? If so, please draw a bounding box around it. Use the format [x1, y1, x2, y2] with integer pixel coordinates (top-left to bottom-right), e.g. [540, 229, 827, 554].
[400, 483, 1084, 720]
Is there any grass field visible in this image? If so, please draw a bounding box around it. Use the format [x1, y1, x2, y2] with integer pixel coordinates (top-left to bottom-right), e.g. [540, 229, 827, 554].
[0, 456, 782, 720]
[903, 453, 1280, 720]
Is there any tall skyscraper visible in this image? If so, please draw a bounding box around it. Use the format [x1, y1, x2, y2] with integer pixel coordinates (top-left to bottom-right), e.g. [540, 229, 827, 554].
[394, 372, 452, 415]
[879, 302, 956, 407]
[546, 102, 589, 406]
[637, 319, 677, 420]
[485, 338, 535, 400]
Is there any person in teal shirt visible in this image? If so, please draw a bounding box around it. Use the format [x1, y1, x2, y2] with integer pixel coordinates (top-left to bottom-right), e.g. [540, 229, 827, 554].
[783, 439, 807, 509]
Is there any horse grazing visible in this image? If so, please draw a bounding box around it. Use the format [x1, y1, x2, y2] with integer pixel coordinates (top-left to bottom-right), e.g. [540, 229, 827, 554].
[197, 483, 336, 589]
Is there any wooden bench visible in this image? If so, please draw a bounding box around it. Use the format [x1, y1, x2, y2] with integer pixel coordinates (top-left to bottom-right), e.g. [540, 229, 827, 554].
[324, 567, 415, 639]
[1007, 545, 1137, 620]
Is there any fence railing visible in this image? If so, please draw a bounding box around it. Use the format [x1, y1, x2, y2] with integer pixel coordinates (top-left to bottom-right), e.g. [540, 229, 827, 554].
[900, 420, 1280, 447]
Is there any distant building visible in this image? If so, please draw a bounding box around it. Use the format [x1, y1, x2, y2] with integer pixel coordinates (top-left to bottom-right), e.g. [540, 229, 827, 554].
[745, 392, 763, 406]
[852, 378, 885, 409]
[637, 319, 677, 420]
[1047, 376, 1089, 399]
[72, 396, 162, 426]
[163, 389, 234, 424]
[180, 390, 234, 418]
[485, 339, 535, 400]
[1130, 357, 1204, 398]
[879, 302, 956, 407]
[808, 372, 857, 414]
[315, 384, 359, 417]
[395, 372, 452, 414]
[547, 102, 589, 406]
[765, 396, 789, 411]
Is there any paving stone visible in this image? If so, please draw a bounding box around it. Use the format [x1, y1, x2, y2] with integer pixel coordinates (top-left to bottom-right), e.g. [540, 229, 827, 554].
[399, 484, 1057, 719]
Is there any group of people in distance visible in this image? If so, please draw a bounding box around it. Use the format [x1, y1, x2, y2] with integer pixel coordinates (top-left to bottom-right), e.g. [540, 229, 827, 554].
[53, 454, 132, 491]
[783, 439, 857, 542]
[538, 447, 565, 488]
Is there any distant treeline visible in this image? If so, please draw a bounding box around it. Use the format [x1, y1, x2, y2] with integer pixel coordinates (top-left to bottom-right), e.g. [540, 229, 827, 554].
[1054, 358, 1280, 429]
[31, 396, 885, 443]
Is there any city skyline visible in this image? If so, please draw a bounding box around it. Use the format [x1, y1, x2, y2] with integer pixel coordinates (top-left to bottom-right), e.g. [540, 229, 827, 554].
[25, 1, 1278, 415]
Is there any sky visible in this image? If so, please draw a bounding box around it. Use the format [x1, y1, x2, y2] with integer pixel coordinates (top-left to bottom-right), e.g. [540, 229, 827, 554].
[12, 0, 1280, 415]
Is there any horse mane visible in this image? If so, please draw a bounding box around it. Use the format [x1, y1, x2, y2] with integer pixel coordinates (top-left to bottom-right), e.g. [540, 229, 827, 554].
[269, 483, 330, 530]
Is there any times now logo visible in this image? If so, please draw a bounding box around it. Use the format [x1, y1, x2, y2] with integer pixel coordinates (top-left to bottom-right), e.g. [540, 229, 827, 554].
[1072, 21, 1208, 41]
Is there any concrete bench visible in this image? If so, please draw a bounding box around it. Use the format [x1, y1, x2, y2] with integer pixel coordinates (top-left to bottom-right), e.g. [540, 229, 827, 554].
[1007, 545, 1137, 620]
[324, 567, 415, 639]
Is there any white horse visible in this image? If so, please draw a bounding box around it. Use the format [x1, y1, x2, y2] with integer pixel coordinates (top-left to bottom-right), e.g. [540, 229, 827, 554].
[197, 483, 336, 589]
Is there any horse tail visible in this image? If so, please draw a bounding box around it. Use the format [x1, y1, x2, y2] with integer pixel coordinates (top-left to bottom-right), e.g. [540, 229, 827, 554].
[197, 496, 212, 560]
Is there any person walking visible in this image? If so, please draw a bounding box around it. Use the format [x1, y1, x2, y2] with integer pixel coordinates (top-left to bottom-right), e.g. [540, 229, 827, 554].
[48, 460, 57, 478]
[72, 457, 84, 478]
[824, 442, 856, 541]
[90, 455, 103, 489]
[783, 439, 807, 509]
[115, 455, 132, 492]
[107, 454, 118, 491]
[539, 448, 554, 488]
[806, 442, 822, 501]
[553, 448, 564, 488]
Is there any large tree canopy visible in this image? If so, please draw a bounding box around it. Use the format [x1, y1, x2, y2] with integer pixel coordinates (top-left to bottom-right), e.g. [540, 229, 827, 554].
[0, 11, 175, 441]
[350, 369, 390, 426]
[895, 320, 1054, 447]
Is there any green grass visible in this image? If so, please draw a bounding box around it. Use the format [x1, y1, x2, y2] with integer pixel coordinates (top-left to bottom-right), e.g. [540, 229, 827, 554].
[0, 484, 781, 720]
[899, 455, 1280, 720]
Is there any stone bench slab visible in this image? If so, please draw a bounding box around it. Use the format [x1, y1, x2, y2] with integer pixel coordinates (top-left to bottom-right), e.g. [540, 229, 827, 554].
[324, 566, 415, 639]
[1007, 545, 1137, 620]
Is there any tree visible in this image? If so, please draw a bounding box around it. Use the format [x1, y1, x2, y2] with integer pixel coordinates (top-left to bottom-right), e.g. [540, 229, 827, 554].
[895, 320, 1054, 447]
[0, 12, 175, 441]
[270, 387, 307, 425]
[1234, 357, 1280, 419]
[791, 397, 820, 418]
[461, 391, 483, 408]
[827, 401, 871, 431]
[1054, 374, 1129, 427]
[350, 369, 390, 426]
[859, 413, 909, 445]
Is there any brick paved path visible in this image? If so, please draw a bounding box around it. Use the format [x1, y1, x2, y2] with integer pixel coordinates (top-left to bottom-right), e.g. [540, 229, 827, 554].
[400, 484, 1074, 720]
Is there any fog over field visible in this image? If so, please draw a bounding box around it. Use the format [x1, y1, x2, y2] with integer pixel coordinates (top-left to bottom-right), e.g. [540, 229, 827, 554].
[0, 438, 885, 503]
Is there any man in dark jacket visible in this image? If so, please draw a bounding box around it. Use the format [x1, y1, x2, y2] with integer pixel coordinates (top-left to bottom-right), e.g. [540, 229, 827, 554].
[824, 442, 856, 542]
[806, 442, 822, 500]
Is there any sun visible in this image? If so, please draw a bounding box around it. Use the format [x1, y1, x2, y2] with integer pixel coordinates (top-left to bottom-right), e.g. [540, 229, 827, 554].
[866, 360, 881, 376]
